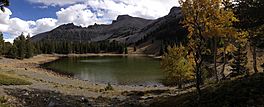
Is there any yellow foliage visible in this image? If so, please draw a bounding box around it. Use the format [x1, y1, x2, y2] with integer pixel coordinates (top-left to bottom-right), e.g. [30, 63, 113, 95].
[180, 0, 238, 39]
[219, 43, 237, 53]
[161, 45, 194, 87]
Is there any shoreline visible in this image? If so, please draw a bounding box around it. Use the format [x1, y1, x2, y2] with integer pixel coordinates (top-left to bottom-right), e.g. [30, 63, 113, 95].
[0, 54, 186, 99]
[39, 53, 162, 87]
[0, 54, 195, 106]
[51, 53, 162, 59]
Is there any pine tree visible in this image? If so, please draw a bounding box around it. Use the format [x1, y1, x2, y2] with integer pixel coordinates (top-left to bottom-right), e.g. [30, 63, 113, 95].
[8, 45, 17, 58]
[13, 33, 26, 59]
[25, 34, 33, 58]
[133, 46, 136, 52]
[234, 0, 264, 73]
[230, 44, 248, 76]
[3, 42, 11, 55]
[124, 47, 128, 54]
[0, 32, 5, 55]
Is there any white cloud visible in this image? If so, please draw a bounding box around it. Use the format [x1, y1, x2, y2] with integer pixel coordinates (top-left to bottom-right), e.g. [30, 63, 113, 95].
[32, 18, 58, 35]
[0, 8, 12, 32]
[0, 8, 36, 40]
[56, 4, 100, 27]
[8, 18, 35, 36]
[1, 0, 179, 42]
[27, 0, 86, 7]
[86, 0, 179, 19]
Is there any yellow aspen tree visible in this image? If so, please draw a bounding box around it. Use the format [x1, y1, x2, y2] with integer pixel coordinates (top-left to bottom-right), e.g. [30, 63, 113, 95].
[161, 44, 194, 89]
[180, 0, 238, 96]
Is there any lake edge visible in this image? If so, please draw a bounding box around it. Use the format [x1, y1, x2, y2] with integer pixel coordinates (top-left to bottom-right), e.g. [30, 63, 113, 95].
[41, 54, 163, 86]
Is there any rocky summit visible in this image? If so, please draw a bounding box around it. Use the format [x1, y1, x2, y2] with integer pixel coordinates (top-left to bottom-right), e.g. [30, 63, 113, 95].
[31, 7, 187, 54]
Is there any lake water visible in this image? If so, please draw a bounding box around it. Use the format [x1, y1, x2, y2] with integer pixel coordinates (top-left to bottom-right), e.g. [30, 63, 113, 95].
[43, 56, 163, 86]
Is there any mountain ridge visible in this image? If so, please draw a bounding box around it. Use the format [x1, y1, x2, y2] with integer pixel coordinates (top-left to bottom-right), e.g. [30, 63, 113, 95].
[31, 7, 186, 54]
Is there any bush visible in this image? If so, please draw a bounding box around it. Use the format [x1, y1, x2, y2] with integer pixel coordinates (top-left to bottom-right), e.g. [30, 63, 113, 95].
[161, 45, 194, 88]
[104, 83, 114, 91]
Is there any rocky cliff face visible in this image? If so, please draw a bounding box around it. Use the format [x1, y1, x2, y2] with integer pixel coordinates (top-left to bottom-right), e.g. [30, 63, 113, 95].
[31, 7, 186, 54]
[31, 15, 153, 42]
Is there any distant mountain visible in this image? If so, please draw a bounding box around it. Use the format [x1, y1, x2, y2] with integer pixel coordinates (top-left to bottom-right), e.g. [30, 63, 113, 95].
[31, 15, 153, 42]
[31, 7, 187, 54]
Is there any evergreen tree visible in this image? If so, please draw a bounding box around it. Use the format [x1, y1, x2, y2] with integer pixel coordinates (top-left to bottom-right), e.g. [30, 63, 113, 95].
[234, 0, 264, 73]
[8, 45, 17, 58]
[230, 44, 248, 76]
[159, 41, 165, 55]
[124, 47, 128, 54]
[3, 42, 11, 55]
[133, 46, 136, 52]
[13, 33, 26, 59]
[0, 32, 5, 55]
[25, 34, 34, 58]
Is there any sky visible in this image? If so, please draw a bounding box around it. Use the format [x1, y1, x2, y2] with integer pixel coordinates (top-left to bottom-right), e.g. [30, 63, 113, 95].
[0, 0, 179, 42]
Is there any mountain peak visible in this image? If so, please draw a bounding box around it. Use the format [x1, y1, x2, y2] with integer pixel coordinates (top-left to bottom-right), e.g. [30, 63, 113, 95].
[116, 15, 133, 21]
[111, 15, 133, 23]
[169, 7, 181, 15]
[57, 23, 81, 30]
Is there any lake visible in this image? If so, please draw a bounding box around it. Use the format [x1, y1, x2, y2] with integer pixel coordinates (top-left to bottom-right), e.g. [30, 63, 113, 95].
[43, 56, 163, 86]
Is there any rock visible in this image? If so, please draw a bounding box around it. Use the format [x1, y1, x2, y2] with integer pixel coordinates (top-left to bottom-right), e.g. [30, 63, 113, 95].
[48, 101, 55, 107]
[140, 96, 154, 100]
[23, 92, 29, 96]
[261, 63, 264, 68]
[81, 97, 89, 103]
[99, 89, 104, 92]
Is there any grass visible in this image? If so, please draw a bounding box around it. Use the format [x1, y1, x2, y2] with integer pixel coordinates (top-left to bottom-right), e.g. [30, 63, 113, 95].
[0, 96, 12, 107]
[150, 73, 264, 107]
[0, 73, 32, 85]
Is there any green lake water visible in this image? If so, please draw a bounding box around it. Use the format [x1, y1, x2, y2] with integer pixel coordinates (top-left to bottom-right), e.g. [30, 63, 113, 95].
[44, 56, 163, 86]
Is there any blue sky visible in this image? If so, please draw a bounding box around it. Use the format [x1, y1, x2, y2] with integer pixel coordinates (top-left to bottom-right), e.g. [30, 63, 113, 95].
[0, 0, 178, 42]
[9, 0, 59, 20]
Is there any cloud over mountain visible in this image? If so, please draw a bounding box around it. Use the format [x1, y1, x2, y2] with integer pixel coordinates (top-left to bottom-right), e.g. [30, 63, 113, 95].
[0, 0, 178, 42]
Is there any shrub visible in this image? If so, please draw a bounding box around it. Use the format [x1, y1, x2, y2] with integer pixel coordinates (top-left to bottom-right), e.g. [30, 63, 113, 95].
[161, 44, 194, 88]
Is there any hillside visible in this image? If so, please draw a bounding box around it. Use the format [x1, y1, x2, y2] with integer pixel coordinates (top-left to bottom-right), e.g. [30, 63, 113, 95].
[145, 73, 264, 107]
[31, 15, 153, 43]
[31, 7, 187, 55]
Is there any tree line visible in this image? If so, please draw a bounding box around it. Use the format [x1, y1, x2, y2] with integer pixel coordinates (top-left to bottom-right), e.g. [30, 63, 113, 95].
[34, 40, 126, 54]
[0, 33, 33, 59]
[0, 33, 128, 59]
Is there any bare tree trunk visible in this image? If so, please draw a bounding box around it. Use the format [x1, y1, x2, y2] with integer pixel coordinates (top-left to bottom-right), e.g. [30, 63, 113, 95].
[249, 31, 258, 73]
[194, 47, 204, 98]
[195, 63, 202, 97]
[213, 37, 219, 82]
[221, 45, 227, 80]
[193, 45, 202, 99]
[249, 32, 258, 73]
[252, 43, 258, 73]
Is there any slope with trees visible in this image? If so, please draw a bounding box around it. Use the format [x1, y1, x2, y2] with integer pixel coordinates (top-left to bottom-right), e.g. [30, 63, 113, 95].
[234, 0, 264, 73]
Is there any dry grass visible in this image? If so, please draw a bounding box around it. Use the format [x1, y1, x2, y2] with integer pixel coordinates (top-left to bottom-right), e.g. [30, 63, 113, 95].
[0, 73, 32, 86]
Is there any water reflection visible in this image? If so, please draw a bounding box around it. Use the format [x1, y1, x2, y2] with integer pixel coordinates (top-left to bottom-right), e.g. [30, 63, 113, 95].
[44, 56, 163, 86]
